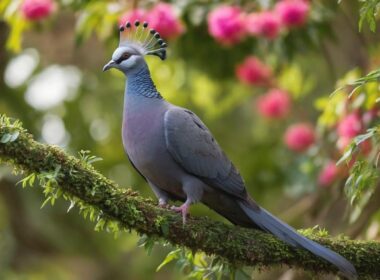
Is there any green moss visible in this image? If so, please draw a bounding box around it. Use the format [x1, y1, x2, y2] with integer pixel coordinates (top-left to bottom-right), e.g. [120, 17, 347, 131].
[1, 114, 380, 279]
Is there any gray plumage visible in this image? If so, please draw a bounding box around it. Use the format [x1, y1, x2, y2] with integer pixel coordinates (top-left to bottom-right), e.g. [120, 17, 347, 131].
[103, 22, 357, 280]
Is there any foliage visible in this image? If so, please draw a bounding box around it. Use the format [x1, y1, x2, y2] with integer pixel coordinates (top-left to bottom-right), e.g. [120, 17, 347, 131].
[332, 71, 380, 205]
[332, 68, 380, 98]
[156, 247, 250, 280]
[358, 0, 380, 31]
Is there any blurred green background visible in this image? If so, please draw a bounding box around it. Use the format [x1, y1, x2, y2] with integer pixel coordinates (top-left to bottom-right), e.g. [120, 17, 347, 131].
[1, 0, 380, 279]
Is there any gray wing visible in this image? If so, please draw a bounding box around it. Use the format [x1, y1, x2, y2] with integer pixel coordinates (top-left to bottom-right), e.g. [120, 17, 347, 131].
[164, 107, 247, 199]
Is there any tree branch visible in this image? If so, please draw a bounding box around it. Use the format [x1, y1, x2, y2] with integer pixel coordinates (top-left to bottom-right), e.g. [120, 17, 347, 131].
[0, 115, 379, 279]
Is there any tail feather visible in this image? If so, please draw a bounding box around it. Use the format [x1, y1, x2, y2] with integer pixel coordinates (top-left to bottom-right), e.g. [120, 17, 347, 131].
[238, 201, 357, 280]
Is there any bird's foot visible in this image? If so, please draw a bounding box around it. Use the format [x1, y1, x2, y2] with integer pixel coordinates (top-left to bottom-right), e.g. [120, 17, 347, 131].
[171, 203, 190, 224]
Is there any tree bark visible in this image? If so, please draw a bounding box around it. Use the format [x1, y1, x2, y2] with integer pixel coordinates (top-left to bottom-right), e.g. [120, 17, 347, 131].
[0, 115, 379, 279]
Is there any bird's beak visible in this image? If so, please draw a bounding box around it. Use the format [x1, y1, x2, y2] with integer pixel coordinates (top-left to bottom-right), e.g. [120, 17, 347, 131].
[103, 60, 116, 72]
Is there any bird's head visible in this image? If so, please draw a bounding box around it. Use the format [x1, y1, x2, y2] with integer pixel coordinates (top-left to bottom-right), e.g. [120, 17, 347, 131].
[103, 21, 167, 75]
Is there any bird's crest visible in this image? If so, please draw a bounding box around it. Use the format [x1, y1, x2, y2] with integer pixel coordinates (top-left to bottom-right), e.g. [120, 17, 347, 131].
[119, 20, 167, 60]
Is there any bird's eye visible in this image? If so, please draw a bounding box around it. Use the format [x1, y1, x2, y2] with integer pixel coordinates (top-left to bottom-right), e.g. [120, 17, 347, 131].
[115, 53, 131, 64]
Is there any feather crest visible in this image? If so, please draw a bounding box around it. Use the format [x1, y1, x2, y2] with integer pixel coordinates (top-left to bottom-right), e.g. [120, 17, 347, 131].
[119, 20, 167, 60]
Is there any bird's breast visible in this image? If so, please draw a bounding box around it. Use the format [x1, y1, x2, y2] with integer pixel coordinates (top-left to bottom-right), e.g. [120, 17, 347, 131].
[120, 96, 187, 195]
[121, 96, 170, 172]
[123, 110, 162, 164]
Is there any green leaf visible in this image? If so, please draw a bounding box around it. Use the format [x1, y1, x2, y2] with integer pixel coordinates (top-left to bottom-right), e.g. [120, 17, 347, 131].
[354, 129, 375, 145]
[358, 0, 380, 32]
[137, 235, 156, 256]
[41, 196, 52, 209]
[9, 131, 19, 142]
[344, 160, 379, 205]
[50, 196, 56, 206]
[87, 156, 103, 164]
[78, 150, 102, 166]
[161, 222, 169, 237]
[0, 0, 12, 14]
[156, 249, 181, 271]
[6, 15, 27, 52]
[67, 200, 76, 213]
[337, 144, 355, 165]
[0, 133, 12, 143]
[18, 173, 36, 188]
[94, 218, 106, 232]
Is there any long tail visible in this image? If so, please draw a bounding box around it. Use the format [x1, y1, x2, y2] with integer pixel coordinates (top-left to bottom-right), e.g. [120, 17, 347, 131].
[238, 200, 357, 279]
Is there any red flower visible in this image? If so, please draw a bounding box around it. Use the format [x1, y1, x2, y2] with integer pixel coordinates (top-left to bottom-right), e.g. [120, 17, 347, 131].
[318, 162, 339, 187]
[284, 123, 315, 152]
[275, 0, 310, 27]
[257, 89, 291, 119]
[147, 3, 184, 39]
[119, 9, 147, 26]
[208, 6, 246, 45]
[246, 11, 281, 39]
[21, 0, 54, 21]
[236, 56, 272, 86]
[337, 113, 362, 139]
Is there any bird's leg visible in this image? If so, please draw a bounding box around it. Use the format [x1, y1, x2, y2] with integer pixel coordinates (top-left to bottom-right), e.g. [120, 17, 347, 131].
[171, 199, 191, 224]
[158, 198, 169, 208]
[148, 180, 169, 208]
[171, 181, 202, 223]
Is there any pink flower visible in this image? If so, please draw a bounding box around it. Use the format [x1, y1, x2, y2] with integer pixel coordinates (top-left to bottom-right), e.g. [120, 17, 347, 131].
[20, 0, 54, 21]
[275, 0, 310, 27]
[147, 3, 184, 39]
[246, 12, 281, 39]
[337, 113, 362, 139]
[318, 162, 339, 187]
[208, 6, 246, 45]
[236, 56, 272, 86]
[119, 9, 147, 26]
[284, 123, 315, 152]
[257, 89, 291, 119]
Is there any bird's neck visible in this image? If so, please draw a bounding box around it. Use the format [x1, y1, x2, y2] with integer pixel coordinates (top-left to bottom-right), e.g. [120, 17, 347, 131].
[126, 66, 162, 99]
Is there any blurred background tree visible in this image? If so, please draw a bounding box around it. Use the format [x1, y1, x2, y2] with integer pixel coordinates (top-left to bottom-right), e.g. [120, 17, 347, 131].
[0, 0, 380, 279]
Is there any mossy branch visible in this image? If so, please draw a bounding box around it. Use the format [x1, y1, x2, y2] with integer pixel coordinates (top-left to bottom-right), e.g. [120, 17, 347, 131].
[0, 115, 379, 279]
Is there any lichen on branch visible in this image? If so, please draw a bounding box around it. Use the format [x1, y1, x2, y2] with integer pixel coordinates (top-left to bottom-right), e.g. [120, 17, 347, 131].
[0, 114, 379, 279]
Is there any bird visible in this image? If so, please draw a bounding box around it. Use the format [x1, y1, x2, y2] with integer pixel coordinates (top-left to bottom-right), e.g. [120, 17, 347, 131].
[103, 20, 357, 279]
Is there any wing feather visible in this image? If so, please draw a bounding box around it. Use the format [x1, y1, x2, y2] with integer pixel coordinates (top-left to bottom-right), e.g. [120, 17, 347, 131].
[164, 108, 246, 198]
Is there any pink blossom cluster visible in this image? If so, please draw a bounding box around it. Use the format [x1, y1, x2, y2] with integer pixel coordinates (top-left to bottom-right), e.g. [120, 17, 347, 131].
[336, 112, 363, 151]
[207, 6, 246, 45]
[208, 0, 310, 44]
[235, 56, 315, 154]
[317, 107, 378, 187]
[235, 56, 272, 86]
[336, 111, 374, 155]
[119, 3, 184, 39]
[318, 162, 339, 187]
[20, 0, 55, 21]
[257, 89, 291, 119]
[284, 123, 315, 152]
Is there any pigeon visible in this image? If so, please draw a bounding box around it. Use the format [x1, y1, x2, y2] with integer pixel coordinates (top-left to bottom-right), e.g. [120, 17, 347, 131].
[103, 20, 357, 279]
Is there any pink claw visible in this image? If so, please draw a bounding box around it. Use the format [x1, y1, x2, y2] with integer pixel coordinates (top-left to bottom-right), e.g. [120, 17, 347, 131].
[171, 203, 190, 224]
